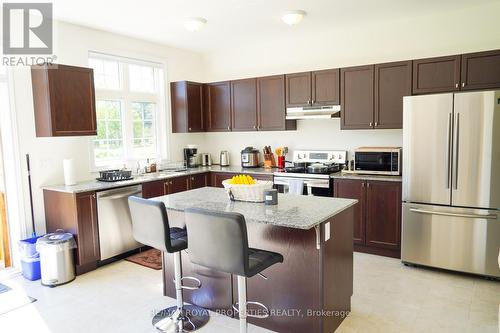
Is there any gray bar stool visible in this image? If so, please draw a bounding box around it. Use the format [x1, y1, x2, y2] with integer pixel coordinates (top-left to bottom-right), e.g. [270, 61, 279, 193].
[184, 207, 284, 333]
[128, 197, 209, 333]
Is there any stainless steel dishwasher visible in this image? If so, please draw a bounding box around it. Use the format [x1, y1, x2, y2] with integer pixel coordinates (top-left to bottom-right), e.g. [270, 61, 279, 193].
[97, 185, 143, 260]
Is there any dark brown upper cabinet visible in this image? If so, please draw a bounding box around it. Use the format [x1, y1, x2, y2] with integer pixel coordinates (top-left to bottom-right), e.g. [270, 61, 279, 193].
[286, 69, 340, 107]
[461, 50, 500, 90]
[231, 78, 258, 131]
[412, 55, 461, 94]
[311, 69, 340, 105]
[171, 81, 204, 133]
[374, 61, 412, 129]
[31, 64, 97, 137]
[205, 81, 231, 132]
[341, 65, 375, 129]
[257, 75, 296, 131]
[285, 72, 311, 107]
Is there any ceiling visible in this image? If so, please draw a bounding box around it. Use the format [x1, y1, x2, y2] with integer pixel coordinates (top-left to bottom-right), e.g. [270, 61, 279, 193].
[40, 0, 497, 53]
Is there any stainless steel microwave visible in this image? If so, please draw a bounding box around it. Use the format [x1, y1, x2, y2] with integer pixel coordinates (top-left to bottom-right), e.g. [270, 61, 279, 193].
[354, 147, 401, 175]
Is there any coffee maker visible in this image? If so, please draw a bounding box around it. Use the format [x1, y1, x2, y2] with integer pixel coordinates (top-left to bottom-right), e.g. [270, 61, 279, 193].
[183, 146, 199, 168]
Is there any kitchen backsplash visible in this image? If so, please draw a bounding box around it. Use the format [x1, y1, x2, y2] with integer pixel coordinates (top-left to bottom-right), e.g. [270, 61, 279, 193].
[172, 119, 402, 165]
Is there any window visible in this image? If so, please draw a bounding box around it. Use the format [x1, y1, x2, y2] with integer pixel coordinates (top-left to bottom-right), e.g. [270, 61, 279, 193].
[88, 53, 166, 168]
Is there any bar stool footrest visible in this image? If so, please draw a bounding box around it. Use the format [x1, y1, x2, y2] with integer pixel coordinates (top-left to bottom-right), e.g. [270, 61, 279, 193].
[232, 301, 270, 319]
[172, 276, 202, 290]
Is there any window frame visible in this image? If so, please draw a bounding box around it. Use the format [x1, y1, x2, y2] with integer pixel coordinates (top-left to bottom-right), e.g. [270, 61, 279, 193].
[88, 52, 168, 171]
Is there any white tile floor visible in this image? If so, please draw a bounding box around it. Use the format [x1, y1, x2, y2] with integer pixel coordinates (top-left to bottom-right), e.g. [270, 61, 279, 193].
[0, 252, 498, 333]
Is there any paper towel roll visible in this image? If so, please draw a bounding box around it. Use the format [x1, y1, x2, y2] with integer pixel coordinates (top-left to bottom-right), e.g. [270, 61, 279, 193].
[63, 159, 76, 186]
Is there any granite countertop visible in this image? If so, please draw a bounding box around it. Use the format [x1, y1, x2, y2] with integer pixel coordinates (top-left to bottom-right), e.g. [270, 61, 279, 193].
[42, 166, 276, 193]
[330, 172, 402, 182]
[152, 187, 358, 230]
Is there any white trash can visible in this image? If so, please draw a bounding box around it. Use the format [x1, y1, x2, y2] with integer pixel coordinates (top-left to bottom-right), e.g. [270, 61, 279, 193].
[36, 231, 77, 287]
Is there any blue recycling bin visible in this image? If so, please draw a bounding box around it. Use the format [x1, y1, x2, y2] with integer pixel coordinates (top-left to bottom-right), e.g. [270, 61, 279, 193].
[18, 236, 43, 281]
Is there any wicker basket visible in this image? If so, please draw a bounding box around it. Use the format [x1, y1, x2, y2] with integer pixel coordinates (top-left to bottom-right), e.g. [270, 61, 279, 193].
[222, 180, 274, 202]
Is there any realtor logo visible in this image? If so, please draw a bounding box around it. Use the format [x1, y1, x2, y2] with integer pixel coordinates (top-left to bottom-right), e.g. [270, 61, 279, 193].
[2, 3, 53, 54]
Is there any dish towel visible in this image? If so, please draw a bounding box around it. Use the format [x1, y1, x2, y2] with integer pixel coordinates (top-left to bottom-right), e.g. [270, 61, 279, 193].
[287, 179, 304, 195]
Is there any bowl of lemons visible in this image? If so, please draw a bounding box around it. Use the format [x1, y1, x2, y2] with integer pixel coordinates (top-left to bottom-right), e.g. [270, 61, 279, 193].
[222, 175, 274, 202]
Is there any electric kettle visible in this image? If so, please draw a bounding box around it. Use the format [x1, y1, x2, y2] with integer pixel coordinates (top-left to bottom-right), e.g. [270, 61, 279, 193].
[220, 151, 230, 166]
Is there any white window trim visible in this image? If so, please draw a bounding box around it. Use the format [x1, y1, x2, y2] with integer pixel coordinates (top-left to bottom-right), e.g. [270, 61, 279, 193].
[87, 52, 168, 171]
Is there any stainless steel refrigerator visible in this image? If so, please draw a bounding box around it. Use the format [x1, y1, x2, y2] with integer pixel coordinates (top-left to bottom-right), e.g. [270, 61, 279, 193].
[402, 90, 500, 278]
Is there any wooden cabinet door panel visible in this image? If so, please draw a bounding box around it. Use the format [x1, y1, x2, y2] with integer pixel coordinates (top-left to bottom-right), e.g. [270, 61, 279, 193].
[257, 75, 287, 131]
[206, 82, 231, 131]
[374, 61, 412, 129]
[167, 176, 190, 194]
[312, 69, 340, 105]
[186, 82, 204, 132]
[32, 64, 97, 137]
[341, 65, 374, 129]
[461, 50, 500, 90]
[211, 172, 237, 188]
[75, 192, 100, 265]
[231, 78, 258, 131]
[189, 173, 209, 189]
[412, 55, 461, 94]
[365, 181, 401, 250]
[249, 174, 273, 182]
[333, 179, 365, 245]
[286, 72, 311, 107]
[142, 180, 166, 198]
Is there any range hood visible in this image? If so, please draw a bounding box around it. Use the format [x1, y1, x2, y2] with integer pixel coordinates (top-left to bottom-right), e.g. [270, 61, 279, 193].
[286, 105, 341, 120]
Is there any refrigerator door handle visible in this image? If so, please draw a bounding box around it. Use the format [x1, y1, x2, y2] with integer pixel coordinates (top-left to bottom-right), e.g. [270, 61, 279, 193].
[446, 112, 452, 189]
[409, 208, 497, 220]
[453, 113, 460, 190]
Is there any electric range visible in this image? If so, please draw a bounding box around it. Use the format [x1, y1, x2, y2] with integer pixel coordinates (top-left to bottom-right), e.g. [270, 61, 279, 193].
[273, 150, 347, 196]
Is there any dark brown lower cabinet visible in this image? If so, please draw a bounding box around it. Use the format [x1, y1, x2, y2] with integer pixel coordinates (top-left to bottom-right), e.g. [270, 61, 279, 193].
[334, 179, 365, 245]
[142, 180, 165, 199]
[334, 179, 401, 258]
[188, 172, 210, 189]
[44, 190, 100, 275]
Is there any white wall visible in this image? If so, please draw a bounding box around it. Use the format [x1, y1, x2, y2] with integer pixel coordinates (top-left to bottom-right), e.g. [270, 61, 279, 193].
[197, 1, 500, 162]
[10, 21, 205, 235]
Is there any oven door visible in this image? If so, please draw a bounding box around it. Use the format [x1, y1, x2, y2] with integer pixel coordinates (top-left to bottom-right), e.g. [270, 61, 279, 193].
[274, 177, 331, 196]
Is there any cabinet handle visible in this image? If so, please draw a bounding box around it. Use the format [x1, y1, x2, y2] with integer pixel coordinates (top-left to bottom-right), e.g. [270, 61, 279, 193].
[307, 100, 310, 105]
[188, 127, 192, 131]
[92, 193, 96, 198]
[461, 82, 465, 88]
[253, 125, 257, 129]
[311, 99, 315, 104]
[361, 183, 365, 188]
[227, 126, 230, 130]
[374, 122, 378, 127]
[191, 177, 194, 180]
[367, 182, 370, 188]
[455, 83, 459, 88]
[257, 125, 260, 130]
[369, 122, 373, 127]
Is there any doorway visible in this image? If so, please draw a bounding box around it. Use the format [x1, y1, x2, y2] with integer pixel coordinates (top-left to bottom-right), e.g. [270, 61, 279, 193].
[0, 139, 11, 269]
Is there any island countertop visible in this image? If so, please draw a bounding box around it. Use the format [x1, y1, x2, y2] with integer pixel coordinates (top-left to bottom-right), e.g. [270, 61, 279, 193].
[152, 187, 357, 230]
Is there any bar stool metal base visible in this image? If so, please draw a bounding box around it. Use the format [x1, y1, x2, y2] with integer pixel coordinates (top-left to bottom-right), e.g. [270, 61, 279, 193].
[152, 305, 209, 333]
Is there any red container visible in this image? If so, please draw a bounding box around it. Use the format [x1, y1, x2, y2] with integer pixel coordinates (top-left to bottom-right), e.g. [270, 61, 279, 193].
[278, 156, 285, 169]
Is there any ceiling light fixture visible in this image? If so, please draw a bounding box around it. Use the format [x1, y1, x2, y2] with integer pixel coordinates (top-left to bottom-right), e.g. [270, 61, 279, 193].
[281, 10, 306, 25]
[184, 17, 207, 32]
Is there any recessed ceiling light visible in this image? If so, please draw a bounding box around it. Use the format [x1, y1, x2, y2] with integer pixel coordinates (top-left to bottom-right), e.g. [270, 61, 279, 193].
[282, 10, 306, 25]
[184, 17, 207, 32]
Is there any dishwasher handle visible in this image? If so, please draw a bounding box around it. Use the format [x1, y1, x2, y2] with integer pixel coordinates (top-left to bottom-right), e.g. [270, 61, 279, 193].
[98, 189, 142, 200]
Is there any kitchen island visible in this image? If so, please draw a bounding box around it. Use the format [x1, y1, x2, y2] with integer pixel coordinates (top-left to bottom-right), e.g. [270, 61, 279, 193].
[153, 187, 357, 333]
